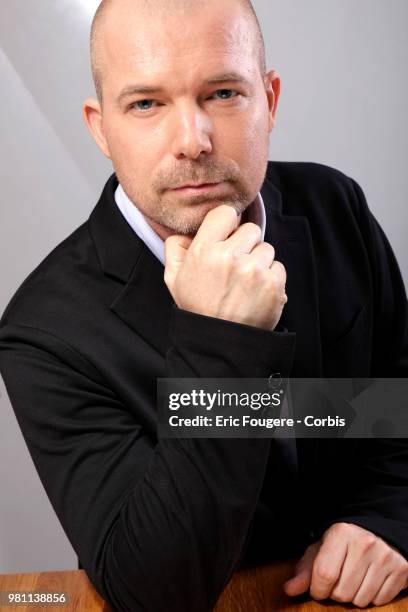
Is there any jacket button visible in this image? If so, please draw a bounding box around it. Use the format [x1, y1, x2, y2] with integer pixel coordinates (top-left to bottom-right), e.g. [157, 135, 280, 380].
[267, 373, 282, 390]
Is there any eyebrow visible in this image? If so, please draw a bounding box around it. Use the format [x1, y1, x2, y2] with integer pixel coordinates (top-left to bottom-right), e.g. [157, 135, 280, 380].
[116, 71, 252, 104]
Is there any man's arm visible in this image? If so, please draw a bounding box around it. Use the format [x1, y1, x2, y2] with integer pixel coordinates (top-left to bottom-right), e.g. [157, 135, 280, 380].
[0, 310, 294, 612]
[0, 205, 295, 612]
[313, 176, 408, 552]
[285, 176, 408, 607]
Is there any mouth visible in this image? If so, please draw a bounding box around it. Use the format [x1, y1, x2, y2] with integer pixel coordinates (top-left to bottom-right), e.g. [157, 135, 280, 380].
[169, 181, 226, 196]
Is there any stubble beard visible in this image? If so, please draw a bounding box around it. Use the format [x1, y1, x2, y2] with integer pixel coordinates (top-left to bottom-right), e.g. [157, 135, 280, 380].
[115, 156, 264, 236]
[144, 188, 252, 235]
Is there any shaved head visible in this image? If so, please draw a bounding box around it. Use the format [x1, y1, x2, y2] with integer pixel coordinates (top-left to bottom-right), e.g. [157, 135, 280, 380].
[90, 0, 266, 104]
[83, 0, 279, 239]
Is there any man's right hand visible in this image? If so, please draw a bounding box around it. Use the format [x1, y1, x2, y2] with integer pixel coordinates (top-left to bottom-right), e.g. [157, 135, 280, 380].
[164, 204, 287, 331]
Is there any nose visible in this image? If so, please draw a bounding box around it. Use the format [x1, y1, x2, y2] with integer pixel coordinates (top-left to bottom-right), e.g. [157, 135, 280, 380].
[171, 101, 213, 160]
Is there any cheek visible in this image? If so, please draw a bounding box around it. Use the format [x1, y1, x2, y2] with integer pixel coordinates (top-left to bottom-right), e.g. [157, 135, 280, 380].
[245, 103, 270, 146]
[222, 111, 269, 173]
[225, 110, 270, 191]
[105, 120, 158, 174]
[223, 101, 269, 151]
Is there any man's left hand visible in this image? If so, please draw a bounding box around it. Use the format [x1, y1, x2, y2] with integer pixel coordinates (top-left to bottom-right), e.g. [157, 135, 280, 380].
[283, 522, 408, 607]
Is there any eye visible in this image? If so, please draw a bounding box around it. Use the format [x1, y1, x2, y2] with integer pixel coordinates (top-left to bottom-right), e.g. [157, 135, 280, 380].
[212, 89, 239, 100]
[131, 99, 157, 112]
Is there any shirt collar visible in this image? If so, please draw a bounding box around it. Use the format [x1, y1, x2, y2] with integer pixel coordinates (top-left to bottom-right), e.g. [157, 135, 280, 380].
[115, 183, 266, 266]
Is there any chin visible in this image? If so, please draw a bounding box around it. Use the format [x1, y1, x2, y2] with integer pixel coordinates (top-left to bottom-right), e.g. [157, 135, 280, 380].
[163, 204, 212, 235]
[160, 198, 246, 236]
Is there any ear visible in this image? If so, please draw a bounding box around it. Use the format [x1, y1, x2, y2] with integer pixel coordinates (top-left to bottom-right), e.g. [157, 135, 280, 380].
[82, 97, 112, 159]
[264, 70, 281, 133]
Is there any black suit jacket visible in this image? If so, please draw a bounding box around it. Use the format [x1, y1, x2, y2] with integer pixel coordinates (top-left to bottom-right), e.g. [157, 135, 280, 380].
[0, 161, 407, 612]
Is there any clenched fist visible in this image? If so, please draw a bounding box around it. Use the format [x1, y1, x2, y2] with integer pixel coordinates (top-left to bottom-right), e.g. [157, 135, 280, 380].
[164, 204, 287, 331]
[284, 522, 408, 607]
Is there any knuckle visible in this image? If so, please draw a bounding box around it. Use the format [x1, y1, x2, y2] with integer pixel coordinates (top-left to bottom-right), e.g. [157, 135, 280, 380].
[361, 535, 377, 553]
[220, 248, 237, 266]
[238, 261, 259, 279]
[314, 564, 337, 585]
[259, 242, 275, 262]
[280, 293, 288, 306]
[265, 243, 275, 258]
[246, 222, 262, 238]
[333, 522, 350, 535]
[379, 548, 393, 564]
[325, 523, 352, 539]
[270, 275, 286, 295]
[190, 242, 203, 259]
[271, 260, 287, 279]
[250, 262, 265, 277]
[394, 559, 408, 577]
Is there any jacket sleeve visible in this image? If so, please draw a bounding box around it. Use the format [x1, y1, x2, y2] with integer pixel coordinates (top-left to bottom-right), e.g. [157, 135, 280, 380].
[0, 308, 295, 612]
[313, 176, 408, 558]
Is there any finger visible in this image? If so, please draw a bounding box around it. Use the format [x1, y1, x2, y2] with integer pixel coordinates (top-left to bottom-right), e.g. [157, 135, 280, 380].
[165, 234, 194, 264]
[164, 234, 194, 284]
[192, 204, 239, 247]
[283, 565, 311, 597]
[310, 531, 348, 600]
[269, 260, 288, 306]
[329, 549, 370, 603]
[372, 571, 408, 607]
[241, 242, 275, 270]
[352, 562, 397, 608]
[284, 542, 320, 596]
[269, 260, 287, 288]
[223, 222, 262, 255]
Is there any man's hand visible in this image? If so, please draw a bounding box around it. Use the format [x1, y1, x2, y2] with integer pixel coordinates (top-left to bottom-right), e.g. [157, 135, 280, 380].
[283, 522, 408, 607]
[164, 204, 287, 331]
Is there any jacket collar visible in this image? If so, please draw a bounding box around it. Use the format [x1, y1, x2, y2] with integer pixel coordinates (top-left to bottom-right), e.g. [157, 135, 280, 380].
[89, 173, 143, 283]
[89, 169, 322, 376]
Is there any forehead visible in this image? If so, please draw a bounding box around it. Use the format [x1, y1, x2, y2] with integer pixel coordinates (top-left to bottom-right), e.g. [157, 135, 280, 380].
[101, 2, 258, 93]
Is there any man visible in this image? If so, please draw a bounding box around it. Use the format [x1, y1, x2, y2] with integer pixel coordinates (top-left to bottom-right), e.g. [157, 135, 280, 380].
[0, 0, 407, 610]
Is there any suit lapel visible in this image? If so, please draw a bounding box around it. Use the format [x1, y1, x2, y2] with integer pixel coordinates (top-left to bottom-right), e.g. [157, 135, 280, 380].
[89, 173, 174, 356]
[111, 247, 174, 356]
[261, 179, 322, 376]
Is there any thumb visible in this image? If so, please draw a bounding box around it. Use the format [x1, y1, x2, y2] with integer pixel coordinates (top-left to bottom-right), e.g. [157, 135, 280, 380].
[283, 542, 320, 597]
[164, 234, 193, 287]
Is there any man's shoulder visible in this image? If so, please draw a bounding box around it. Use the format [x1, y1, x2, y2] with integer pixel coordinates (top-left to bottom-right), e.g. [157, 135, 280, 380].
[266, 160, 353, 190]
[264, 160, 362, 219]
[0, 220, 103, 332]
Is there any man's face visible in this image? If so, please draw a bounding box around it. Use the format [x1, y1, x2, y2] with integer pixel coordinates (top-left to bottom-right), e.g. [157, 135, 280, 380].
[85, 0, 279, 238]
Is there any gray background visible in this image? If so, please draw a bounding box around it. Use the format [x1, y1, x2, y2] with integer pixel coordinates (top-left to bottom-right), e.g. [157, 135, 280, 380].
[0, 0, 407, 573]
